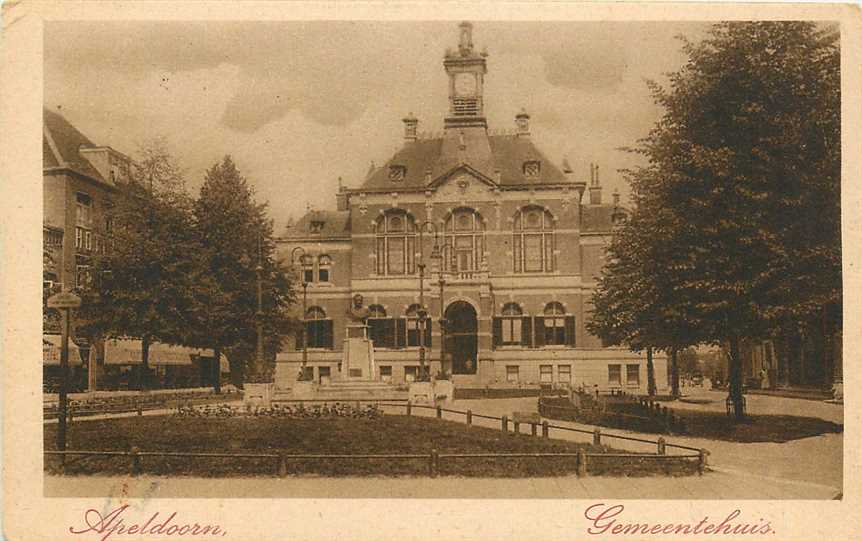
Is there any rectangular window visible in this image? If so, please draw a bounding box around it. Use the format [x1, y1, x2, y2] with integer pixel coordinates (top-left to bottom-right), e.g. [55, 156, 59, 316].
[500, 318, 522, 346]
[506, 365, 519, 383]
[406, 318, 420, 347]
[306, 320, 334, 349]
[303, 269, 314, 283]
[318, 268, 329, 283]
[524, 234, 543, 272]
[318, 366, 331, 384]
[540, 365, 553, 383]
[75, 192, 92, 227]
[544, 317, 566, 345]
[376, 237, 386, 274]
[626, 364, 640, 386]
[368, 318, 388, 348]
[405, 366, 419, 382]
[608, 364, 622, 386]
[76, 265, 91, 289]
[558, 365, 572, 385]
[379, 365, 392, 383]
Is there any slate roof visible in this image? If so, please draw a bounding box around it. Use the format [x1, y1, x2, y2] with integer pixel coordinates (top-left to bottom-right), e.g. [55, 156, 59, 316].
[359, 131, 569, 191]
[42, 107, 112, 186]
[283, 210, 351, 240]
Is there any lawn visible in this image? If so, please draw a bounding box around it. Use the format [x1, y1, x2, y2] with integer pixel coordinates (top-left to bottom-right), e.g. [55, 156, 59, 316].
[44, 415, 697, 477]
[540, 397, 842, 443]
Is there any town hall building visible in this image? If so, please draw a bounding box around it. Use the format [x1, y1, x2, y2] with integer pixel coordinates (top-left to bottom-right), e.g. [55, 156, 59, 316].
[275, 22, 667, 392]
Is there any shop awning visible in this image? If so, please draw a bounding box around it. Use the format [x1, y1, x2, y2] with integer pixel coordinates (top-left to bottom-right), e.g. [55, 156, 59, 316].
[103, 338, 228, 370]
[43, 335, 84, 366]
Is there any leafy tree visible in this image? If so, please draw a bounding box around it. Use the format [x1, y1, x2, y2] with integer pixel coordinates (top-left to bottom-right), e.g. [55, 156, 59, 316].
[80, 138, 198, 390]
[191, 156, 296, 390]
[620, 22, 839, 419]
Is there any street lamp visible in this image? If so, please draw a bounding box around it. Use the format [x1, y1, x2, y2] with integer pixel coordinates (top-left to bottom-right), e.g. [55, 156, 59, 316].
[416, 221, 438, 381]
[433, 242, 456, 376]
[290, 246, 310, 379]
[255, 232, 265, 381]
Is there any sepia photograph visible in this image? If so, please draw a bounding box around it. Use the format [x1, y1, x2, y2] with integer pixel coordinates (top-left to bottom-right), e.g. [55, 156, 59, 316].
[3, 2, 861, 540]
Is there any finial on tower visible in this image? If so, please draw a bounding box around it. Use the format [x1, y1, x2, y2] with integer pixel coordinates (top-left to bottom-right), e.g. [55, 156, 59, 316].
[458, 21, 474, 56]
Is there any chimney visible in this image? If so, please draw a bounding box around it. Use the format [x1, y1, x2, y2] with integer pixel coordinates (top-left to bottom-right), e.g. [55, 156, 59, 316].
[515, 108, 530, 137]
[589, 163, 603, 205]
[336, 177, 349, 211]
[403, 112, 418, 141]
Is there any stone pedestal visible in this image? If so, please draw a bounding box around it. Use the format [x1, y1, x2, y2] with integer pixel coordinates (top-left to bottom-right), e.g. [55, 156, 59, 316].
[434, 380, 455, 405]
[244, 382, 274, 407]
[409, 382, 435, 405]
[341, 324, 375, 380]
[292, 380, 317, 399]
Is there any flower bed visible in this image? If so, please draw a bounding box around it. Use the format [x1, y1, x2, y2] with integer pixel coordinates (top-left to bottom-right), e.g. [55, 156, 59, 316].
[175, 402, 381, 419]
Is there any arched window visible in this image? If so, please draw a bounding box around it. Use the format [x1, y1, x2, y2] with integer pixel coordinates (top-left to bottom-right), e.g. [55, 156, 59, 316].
[297, 254, 314, 284]
[303, 306, 333, 349]
[375, 211, 416, 275]
[513, 206, 555, 273]
[499, 303, 524, 346]
[542, 302, 568, 346]
[317, 254, 332, 283]
[405, 304, 431, 347]
[443, 208, 485, 273]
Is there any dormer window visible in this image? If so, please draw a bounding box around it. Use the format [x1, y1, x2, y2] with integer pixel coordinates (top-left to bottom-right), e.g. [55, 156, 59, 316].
[389, 165, 406, 182]
[309, 220, 325, 234]
[523, 161, 541, 179]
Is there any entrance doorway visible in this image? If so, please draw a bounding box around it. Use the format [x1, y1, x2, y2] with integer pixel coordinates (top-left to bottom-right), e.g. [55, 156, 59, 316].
[444, 301, 478, 375]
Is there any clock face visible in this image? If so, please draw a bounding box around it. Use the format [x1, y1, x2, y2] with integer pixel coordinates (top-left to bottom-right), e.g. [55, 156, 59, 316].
[454, 73, 476, 96]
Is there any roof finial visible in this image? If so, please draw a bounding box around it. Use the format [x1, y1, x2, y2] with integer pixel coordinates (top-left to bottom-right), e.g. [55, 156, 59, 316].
[458, 21, 474, 56]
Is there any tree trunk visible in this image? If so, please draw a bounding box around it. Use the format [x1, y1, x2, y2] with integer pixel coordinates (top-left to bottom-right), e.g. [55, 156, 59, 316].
[212, 345, 222, 394]
[728, 336, 745, 420]
[646, 346, 657, 397]
[670, 348, 680, 398]
[141, 335, 150, 391]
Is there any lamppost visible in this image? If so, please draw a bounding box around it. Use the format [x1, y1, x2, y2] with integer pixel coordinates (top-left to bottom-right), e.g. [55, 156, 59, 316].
[416, 221, 438, 381]
[255, 232, 265, 380]
[290, 246, 309, 379]
[433, 242, 456, 376]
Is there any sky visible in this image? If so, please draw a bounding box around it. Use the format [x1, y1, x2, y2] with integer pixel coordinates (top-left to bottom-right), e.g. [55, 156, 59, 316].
[45, 21, 709, 233]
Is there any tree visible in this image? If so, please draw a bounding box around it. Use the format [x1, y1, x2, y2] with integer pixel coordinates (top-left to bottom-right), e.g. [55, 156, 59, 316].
[191, 156, 296, 390]
[623, 22, 839, 419]
[80, 138, 199, 390]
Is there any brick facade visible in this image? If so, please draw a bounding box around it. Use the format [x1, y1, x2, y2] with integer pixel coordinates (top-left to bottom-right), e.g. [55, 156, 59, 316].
[275, 23, 667, 391]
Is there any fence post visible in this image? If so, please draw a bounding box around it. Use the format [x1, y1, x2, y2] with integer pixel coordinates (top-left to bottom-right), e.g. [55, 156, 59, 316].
[436, 405, 442, 419]
[466, 410, 472, 426]
[698, 449, 708, 475]
[429, 449, 439, 478]
[130, 446, 141, 476]
[406, 402, 412, 416]
[501, 415, 508, 434]
[593, 427, 601, 446]
[68, 403, 74, 425]
[542, 420, 549, 438]
[531, 423, 537, 437]
[137, 401, 143, 416]
[278, 454, 288, 477]
[657, 437, 666, 455]
[513, 421, 520, 434]
[577, 448, 587, 477]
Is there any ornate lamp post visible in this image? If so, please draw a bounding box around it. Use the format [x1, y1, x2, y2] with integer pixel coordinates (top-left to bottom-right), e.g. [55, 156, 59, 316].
[433, 242, 456, 376]
[290, 246, 309, 379]
[254, 233, 265, 380]
[416, 221, 438, 381]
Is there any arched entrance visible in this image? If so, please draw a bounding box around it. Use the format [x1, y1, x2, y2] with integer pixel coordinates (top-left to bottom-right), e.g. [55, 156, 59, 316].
[444, 301, 478, 375]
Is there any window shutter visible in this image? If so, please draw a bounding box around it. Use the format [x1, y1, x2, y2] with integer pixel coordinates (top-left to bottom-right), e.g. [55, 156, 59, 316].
[565, 316, 576, 347]
[424, 320, 432, 348]
[323, 320, 334, 349]
[521, 317, 532, 347]
[533, 317, 545, 347]
[379, 318, 394, 348]
[307, 321, 318, 348]
[492, 318, 503, 349]
[396, 318, 407, 348]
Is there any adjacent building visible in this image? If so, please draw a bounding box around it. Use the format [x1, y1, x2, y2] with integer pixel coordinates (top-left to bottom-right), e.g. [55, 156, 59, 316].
[275, 22, 668, 392]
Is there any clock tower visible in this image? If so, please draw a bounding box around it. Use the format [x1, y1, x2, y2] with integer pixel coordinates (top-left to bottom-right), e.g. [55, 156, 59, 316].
[444, 21, 488, 130]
